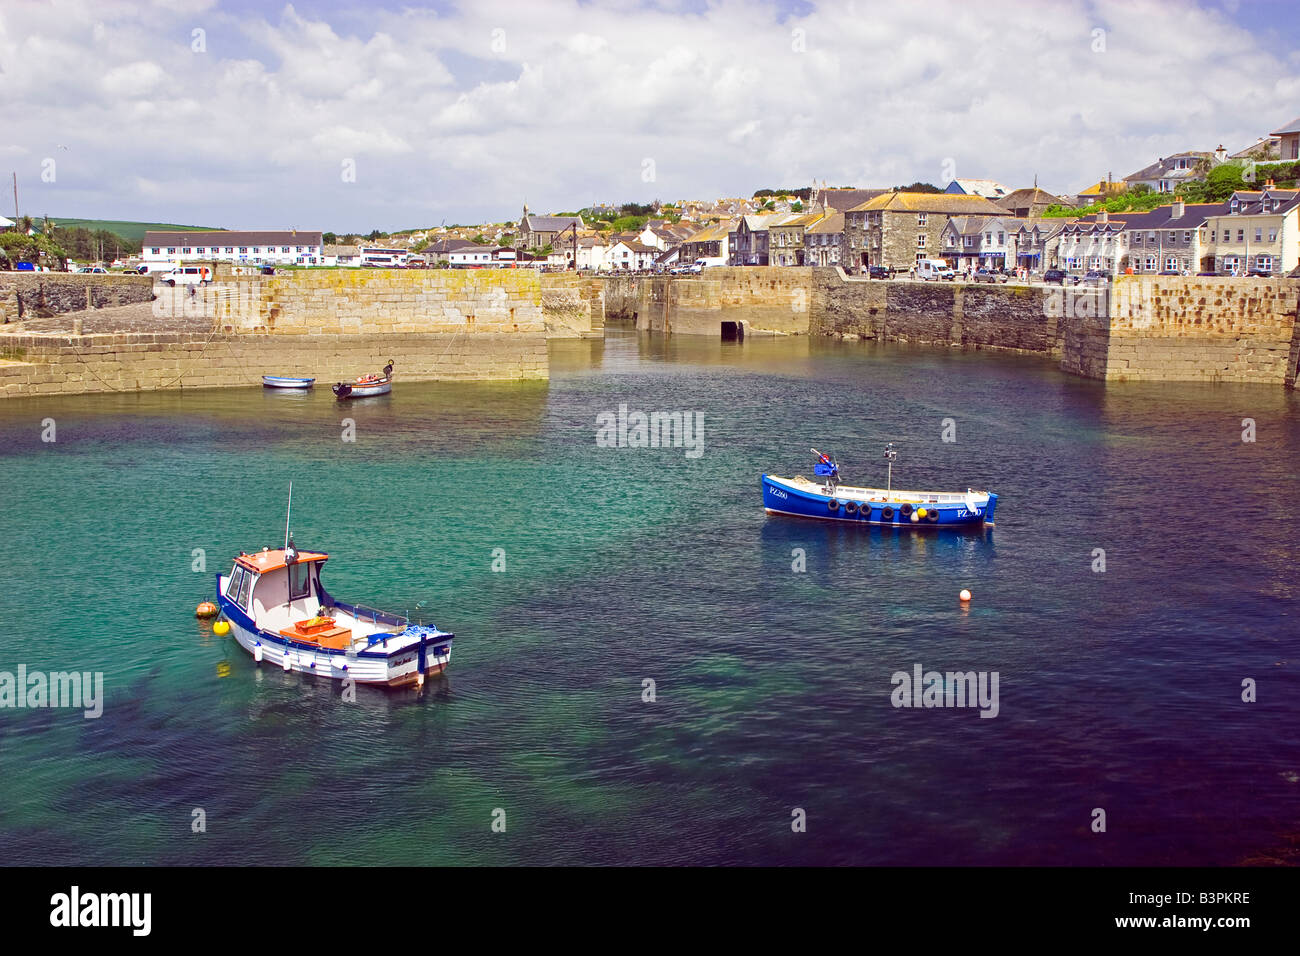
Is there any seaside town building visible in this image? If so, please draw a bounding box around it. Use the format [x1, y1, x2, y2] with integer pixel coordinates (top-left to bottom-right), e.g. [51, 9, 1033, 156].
[944, 179, 1009, 199]
[768, 209, 825, 266]
[1122, 150, 1223, 194]
[516, 206, 584, 250]
[141, 230, 324, 267]
[679, 220, 733, 264]
[1203, 187, 1300, 275]
[1272, 115, 1300, 161]
[843, 192, 1006, 272]
[728, 214, 779, 266]
[804, 212, 845, 266]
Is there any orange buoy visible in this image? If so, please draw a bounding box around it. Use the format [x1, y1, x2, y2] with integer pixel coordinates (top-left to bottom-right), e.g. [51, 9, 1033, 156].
[196, 601, 218, 618]
[959, 589, 972, 603]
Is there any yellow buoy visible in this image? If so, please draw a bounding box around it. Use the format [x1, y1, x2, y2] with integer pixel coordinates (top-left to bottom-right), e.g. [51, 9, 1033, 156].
[196, 601, 218, 618]
[959, 589, 972, 603]
[212, 619, 231, 636]
[917, 508, 928, 519]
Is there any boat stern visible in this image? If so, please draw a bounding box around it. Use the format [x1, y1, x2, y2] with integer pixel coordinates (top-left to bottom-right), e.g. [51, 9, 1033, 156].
[983, 493, 998, 525]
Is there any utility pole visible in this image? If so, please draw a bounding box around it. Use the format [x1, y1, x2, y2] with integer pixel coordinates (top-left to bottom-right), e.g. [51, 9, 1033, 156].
[12, 172, 18, 223]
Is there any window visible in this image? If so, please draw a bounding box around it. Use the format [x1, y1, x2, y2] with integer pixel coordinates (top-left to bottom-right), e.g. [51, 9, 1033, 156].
[288, 562, 311, 601]
[1134, 233, 1143, 244]
[151, 247, 160, 255]
[1255, 228, 1262, 242]
[916, 234, 926, 249]
[282, 246, 290, 253]
[1165, 257, 1177, 271]
[1269, 229, 1277, 242]
[196, 247, 205, 254]
[1144, 256, 1156, 271]
[1210, 231, 1216, 242]
[1257, 256, 1273, 272]
[237, 568, 253, 610]
[296, 246, 304, 252]
[167, 247, 176, 254]
[997, 232, 1005, 245]
[1237, 230, 1244, 242]
[1184, 232, 1191, 242]
[182, 247, 191, 254]
[225, 247, 233, 254]
[252, 247, 261, 254]
[917, 214, 928, 226]
[224, 566, 245, 602]
[239, 247, 247, 253]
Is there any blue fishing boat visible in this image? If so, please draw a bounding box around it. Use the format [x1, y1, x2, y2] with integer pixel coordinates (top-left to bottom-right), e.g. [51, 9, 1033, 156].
[762, 445, 998, 528]
[262, 375, 315, 389]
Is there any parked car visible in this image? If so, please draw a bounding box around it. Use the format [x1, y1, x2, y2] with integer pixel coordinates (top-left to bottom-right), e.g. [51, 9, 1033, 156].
[77, 266, 108, 274]
[1245, 269, 1273, 278]
[971, 268, 1008, 284]
[867, 265, 891, 280]
[1043, 268, 1069, 285]
[1081, 270, 1111, 285]
[1157, 269, 1181, 276]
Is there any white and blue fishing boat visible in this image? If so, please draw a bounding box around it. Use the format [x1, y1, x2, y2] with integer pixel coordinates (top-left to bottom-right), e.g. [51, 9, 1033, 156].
[333, 360, 394, 399]
[262, 375, 315, 389]
[215, 486, 452, 687]
[762, 444, 998, 528]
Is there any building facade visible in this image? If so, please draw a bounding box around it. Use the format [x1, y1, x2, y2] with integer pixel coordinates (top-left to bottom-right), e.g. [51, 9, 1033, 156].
[843, 192, 1006, 272]
[142, 231, 324, 267]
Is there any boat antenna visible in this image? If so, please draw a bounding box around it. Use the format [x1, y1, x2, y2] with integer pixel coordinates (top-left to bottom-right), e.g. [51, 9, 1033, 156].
[883, 443, 897, 497]
[284, 481, 293, 550]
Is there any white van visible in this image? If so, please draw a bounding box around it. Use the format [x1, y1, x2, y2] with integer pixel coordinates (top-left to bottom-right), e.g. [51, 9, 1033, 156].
[159, 266, 213, 287]
[915, 259, 955, 281]
[690, 257, 726, 273]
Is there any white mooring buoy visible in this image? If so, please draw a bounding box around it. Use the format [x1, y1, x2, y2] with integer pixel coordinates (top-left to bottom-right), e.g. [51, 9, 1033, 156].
[253, 643, 263, 663]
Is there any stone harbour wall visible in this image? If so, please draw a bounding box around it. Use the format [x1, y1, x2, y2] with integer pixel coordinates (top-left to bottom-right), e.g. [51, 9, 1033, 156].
[0, 329, 547, 399]
[0, 273, 154, 323]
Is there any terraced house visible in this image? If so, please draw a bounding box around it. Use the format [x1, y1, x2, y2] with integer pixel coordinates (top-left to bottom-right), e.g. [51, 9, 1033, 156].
[728, 214, 779, 266]
[843, 192, 1006, 272]
[768, 210, 824, 266]
[1056, 210, 1127, 275]
[941, 215, 1027, 272]
[1204, 187, 1300, 275]
[1117, 199, 1218, 274]
[1012, 219, 1068, 272]
[805, 212, 845, 266]
[679, 220, 733, 264]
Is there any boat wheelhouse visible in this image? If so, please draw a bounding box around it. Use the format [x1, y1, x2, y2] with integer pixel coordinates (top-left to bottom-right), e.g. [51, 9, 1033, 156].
[216, 544, 452, 687]
[762, 445, 998, 528]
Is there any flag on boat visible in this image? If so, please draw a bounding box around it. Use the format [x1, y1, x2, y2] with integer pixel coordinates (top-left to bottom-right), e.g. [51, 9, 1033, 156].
[814, 462, 837, 476]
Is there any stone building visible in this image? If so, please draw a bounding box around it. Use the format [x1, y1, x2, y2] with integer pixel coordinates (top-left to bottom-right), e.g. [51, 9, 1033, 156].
[843, 192, 1006, 272]
[768, 210, 824, 266]
[679, 220, 733, 263]
[805, 212, 845, 266]
[516, 206, 585, 250]
[1204, 187, 1300, 274]
[728, 214, 779, 265]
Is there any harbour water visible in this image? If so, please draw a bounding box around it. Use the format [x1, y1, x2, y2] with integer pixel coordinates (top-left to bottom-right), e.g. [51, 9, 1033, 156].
[0, 329, 1297, 865]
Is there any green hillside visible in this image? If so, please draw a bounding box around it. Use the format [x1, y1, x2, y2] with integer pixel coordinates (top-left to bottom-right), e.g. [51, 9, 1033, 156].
[49, 219, 223, 242]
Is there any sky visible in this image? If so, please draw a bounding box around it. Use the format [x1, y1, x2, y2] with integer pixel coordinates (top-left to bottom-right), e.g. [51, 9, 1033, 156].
[2, 0, 1298, 232]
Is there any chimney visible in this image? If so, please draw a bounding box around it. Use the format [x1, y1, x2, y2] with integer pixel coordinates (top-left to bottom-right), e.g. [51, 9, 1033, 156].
[1099, 208, 1109, 224]
[1215, 144, 1226, 163]
[1265, 179, 1275, 189]
[1171, 198, 1185, 219]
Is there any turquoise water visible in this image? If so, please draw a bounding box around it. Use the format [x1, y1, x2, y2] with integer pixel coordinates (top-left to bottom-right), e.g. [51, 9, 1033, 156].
[1, 330, 1297, 865]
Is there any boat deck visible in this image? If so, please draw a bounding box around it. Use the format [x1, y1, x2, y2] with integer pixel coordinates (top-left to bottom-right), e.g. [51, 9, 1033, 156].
[776, 475, 988, 505]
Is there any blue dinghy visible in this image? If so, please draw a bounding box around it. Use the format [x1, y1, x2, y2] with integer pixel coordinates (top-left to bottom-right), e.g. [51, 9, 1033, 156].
[762, 445, 997, 528]
[262, 375, 315, 389]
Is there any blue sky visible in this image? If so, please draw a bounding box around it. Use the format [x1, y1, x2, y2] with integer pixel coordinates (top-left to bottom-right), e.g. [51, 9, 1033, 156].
[2, 0, 1297, 232]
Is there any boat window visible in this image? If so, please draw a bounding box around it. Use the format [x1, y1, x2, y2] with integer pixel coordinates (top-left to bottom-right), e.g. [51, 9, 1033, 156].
[237, 569, 254, 610]
[288, 561, 311, 601]
[225, 566, 245, 601]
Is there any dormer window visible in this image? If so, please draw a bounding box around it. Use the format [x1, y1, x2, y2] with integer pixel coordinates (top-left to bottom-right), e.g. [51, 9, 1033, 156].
[1230, 199, 1239, 214]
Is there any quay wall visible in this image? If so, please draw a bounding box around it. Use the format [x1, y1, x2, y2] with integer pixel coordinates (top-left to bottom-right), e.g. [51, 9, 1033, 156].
[605, 268, 1300, 386]
[0, 273, 154, 323]
[0, 330, 546, 399]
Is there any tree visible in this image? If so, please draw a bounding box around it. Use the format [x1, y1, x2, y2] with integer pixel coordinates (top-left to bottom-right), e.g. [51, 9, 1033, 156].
[895, 182, 942, 193]
[323, 232, 338, 244]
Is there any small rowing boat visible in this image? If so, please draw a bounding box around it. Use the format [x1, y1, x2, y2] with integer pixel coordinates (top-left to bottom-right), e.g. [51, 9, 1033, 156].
[333, 360, 394, 399]
[762, 444, 998, 528]
[262, 375, 315, 389]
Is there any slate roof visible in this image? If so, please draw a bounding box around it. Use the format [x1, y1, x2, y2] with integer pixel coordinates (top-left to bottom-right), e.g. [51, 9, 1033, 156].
[144, 230, 323, 246]
[813, 188, 889, 212]
[806, 212, 845, 234]
[522, 215, 584, 232]
[1123, 152, 1215, 183]
[850, 192, 1006, 214]
[1270, 116, 1300, 136]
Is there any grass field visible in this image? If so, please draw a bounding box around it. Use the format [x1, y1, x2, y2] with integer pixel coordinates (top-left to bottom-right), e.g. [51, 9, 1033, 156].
[49, 219, 223, 241]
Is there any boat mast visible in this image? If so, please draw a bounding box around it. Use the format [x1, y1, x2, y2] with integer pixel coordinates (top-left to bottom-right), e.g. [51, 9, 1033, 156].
[884, 443, 897, 497]
[284, 481, 293, 550]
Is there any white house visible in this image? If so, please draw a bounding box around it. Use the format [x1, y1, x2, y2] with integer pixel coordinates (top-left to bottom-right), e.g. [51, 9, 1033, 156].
[447, 246, 497, 267]
[322, 244, 361, 267]
[606, 240, 656, 270]
[142, 230, 324, 267]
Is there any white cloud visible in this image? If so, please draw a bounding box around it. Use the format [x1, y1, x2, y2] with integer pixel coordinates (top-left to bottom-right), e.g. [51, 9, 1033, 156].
[1, 0, 1296, 230]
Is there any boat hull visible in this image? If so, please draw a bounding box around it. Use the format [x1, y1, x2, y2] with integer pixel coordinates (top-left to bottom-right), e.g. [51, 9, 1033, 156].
[333, 381, 391, 399]
[262, 376, 315, 389]
[215, 588, 451, 687]
[762, 474, 997, 528]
